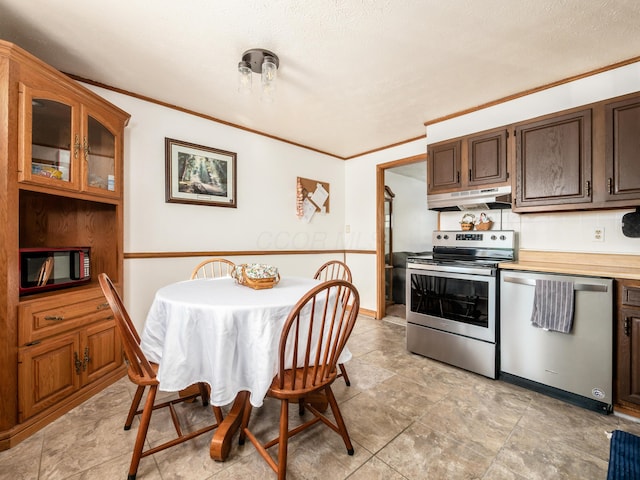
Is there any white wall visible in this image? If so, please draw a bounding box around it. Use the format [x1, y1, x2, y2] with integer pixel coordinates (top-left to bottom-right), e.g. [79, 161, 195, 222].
[84, 85, 349, 329]
[344, 140, 428, 311]
[384, 170, 435, 253]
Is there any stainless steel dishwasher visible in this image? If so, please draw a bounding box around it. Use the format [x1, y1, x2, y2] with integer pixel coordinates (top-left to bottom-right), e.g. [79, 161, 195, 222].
[499, 270, 613, 413]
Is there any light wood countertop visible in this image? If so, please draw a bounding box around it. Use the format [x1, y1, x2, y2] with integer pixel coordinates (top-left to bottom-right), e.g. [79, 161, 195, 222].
[499, 250, 640, 280]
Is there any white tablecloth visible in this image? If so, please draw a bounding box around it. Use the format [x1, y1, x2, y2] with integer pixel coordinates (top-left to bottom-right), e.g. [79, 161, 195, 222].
[140, 276, 352, 407]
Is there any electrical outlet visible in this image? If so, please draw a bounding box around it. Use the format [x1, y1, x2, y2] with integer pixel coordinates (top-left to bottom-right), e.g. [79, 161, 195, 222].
[345, 224, 351, 233]
[593, 226, 604, 242]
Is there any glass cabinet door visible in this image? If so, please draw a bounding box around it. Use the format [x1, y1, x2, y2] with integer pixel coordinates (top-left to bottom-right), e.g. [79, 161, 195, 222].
[82, 113, 118, 196]
[19, 83, 81, 190]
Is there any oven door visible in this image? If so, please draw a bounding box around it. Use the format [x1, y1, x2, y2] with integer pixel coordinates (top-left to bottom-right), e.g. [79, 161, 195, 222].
[406, 267, 496, 343]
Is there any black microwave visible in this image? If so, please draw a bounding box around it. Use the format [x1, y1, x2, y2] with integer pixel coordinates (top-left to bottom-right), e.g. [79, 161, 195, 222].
[19, 247, 91, 295]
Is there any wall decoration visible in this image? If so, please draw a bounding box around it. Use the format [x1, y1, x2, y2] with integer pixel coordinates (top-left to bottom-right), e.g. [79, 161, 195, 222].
[296, 177, 330, 222]
[165, 138, 237, 207]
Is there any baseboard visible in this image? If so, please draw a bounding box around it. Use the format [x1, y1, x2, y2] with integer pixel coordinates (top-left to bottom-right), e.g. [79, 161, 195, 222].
[500, 371, 613, 414]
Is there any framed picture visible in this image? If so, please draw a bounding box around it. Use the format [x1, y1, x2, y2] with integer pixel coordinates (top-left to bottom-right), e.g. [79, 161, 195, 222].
[165, 138, 237, 208]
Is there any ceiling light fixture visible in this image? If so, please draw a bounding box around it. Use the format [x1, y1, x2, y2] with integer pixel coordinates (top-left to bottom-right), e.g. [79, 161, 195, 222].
[238, 48, 279, 102]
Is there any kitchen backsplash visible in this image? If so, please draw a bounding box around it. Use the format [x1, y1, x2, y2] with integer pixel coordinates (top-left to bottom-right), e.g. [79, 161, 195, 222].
[439, 208, 639, 255]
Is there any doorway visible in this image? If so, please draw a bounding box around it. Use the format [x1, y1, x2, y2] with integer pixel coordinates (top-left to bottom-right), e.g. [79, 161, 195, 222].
[376, 153, 433, 319]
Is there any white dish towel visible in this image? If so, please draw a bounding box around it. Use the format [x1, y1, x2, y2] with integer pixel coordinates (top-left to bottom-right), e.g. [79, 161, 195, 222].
[530, 279, 575, 333]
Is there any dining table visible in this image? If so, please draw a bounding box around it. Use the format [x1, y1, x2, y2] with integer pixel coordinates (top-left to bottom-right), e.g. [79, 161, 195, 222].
[139, 275, 352, 461]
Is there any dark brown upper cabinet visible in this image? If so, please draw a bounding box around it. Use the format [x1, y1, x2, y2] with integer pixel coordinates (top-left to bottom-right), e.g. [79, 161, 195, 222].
[428, 140, 461, 192]
[605, 95, 640, 202]
[427, 128, 508, 194]
[514, 109, 592, 209]
[468, 129, 508, 187]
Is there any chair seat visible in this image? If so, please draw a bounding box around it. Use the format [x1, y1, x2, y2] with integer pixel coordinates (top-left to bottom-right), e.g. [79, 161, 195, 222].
[268, 367, 338, 399]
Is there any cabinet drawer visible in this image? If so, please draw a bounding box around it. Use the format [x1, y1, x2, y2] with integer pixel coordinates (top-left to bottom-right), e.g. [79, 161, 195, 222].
[623, 286, 640, 307]
[18, 287, 113, 345]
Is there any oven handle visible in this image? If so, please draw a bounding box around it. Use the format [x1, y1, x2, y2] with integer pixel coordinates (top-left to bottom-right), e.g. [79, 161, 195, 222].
[501, 275, 608, 292]
[407, 263, 495, 276]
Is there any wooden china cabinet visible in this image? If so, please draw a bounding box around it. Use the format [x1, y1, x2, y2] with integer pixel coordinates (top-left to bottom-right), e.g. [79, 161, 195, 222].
[0, 40, 129, 450]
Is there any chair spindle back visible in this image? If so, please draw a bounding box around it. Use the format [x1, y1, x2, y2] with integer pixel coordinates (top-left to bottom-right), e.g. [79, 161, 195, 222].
[190, 258, 236, 279]
[278, 279, 359, 392]
[313, 260, 352, 283]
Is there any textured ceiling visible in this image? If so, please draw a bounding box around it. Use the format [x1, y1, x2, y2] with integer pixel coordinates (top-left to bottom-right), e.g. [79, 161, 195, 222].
[1, 0, 640, 158]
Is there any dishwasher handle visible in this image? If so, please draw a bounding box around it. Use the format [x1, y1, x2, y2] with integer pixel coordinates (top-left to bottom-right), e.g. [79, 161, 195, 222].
[501, 275, 609, 292]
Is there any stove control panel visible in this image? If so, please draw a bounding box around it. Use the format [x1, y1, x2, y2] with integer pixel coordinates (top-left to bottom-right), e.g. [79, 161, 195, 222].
[455, 233, 484, 241]
[433, 230, 515, 249]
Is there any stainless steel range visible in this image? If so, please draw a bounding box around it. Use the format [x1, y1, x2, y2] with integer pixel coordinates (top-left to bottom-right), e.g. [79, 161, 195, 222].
[406, 230, 516, 378]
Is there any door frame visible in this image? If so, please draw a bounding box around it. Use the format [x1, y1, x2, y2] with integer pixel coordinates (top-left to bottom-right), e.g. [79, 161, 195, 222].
[375, 153, 427, 318]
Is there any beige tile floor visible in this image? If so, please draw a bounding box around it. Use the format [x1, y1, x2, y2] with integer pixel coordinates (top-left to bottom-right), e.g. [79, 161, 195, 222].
[2, 314, 640, 480]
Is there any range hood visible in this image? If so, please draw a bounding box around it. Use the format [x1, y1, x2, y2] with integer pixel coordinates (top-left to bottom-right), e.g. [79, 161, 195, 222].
[427, 185, 512, 211]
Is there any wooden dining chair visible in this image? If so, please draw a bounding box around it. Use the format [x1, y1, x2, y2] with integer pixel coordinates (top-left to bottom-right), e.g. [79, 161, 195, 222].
[239, 279, 360, 480]
[313, 260, 353, 386]
[190, 257, 236, 279]
[98, 273, 224, 480]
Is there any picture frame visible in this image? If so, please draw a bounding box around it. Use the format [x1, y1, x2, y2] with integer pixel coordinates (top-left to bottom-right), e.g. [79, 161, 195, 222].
[165, 137, 237, 208]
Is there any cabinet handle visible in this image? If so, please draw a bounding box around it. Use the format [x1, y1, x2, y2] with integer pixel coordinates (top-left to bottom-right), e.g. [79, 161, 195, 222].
[585, 180, 591, 196]
[74, 352, 82, 375]
[468, 169, 472, 182]
[82, 346, 91, 372]
[73, 134, 81, 159]
[625, 317, 632, 336]
[608, 177, 613, 194]
[44, 315, 64, 321]
[456, 171, 460, 183]
[83, 136, 90, 160]
[97, 302, 110, 310]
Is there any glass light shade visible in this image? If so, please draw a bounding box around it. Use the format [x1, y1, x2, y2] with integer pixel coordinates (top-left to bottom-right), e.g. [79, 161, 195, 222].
[238, 61, 252, 94]
[261, 56, 277, 102]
